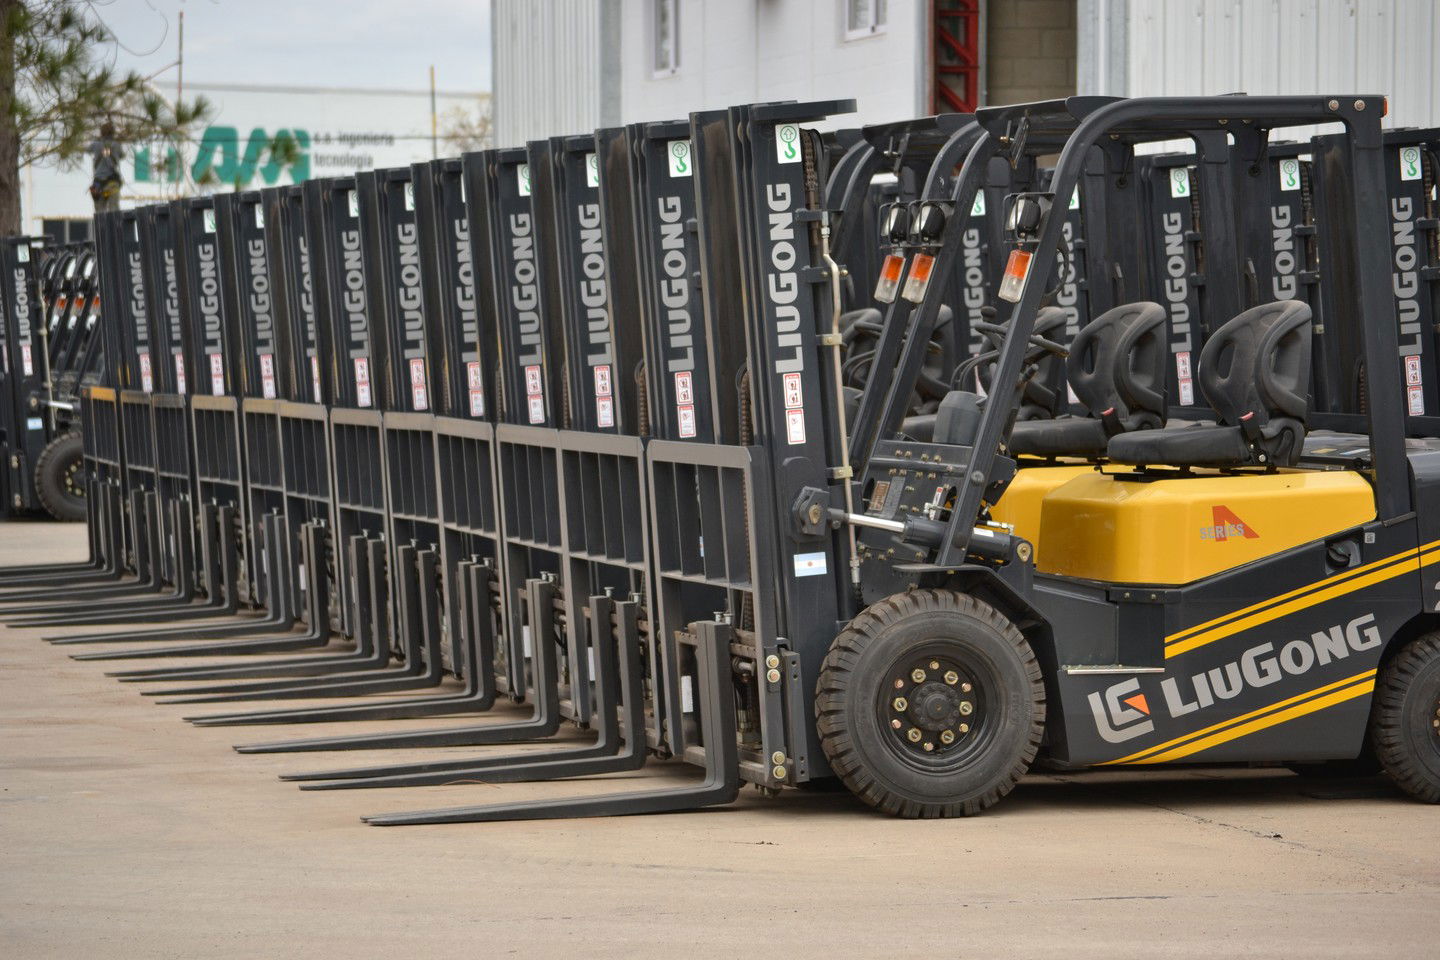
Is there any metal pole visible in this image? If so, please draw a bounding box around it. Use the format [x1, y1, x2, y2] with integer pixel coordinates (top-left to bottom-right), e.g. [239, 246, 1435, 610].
[429, 66, 438, 159]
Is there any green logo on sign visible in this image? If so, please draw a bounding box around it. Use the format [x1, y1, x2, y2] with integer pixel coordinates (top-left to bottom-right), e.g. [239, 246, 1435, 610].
[776, 123, 800, 163]
[1279, 158, 1300, 191]
[586, 153, 599, 187]
[1400, 147, 1422, 182]
[135, 126, 310, 188]
[518, 164, 531, 196]
[1170, 168, 1190, 198]
[671, 140, 689, 175]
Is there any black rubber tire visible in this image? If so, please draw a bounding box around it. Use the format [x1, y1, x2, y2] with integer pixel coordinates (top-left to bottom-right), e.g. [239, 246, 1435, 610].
[34, 432, 86, 522]
[815, 589, 1045, 818]
[1370, 633, 1440, 803]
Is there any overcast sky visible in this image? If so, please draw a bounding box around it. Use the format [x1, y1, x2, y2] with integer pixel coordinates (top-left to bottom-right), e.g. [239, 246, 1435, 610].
[98, 0, 493, 93]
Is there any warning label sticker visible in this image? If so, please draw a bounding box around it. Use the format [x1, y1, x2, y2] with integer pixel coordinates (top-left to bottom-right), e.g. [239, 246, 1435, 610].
[677, 404, 696, 439]
[783, 372, 805, 444]
[524, 364, 544, 423]
[466, 361, 485, 417]
[209, 353, 225, 395]
[1176, 351, 1194, 406]
[175, 355, 187, 394]
[354, 357, 372, 408]
[139, 352, 153, 392]
[259, 353, 276, 398]
[409, 357, 428, 410]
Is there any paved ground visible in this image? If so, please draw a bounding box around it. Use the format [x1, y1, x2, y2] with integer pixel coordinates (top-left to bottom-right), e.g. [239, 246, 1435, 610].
[1, 520, 1436, 959]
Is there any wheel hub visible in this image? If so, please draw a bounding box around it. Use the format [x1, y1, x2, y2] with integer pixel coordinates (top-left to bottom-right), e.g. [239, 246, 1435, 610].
[883, 653, 981, 758]
[906, 681, 961, 731]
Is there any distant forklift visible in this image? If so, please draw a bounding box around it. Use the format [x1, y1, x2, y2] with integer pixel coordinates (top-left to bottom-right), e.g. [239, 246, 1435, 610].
[0, 238, 100, 521]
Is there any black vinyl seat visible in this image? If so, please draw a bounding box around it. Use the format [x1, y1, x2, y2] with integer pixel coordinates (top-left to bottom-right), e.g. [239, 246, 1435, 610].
[1107, 299, 1312, 468]
[1007, 301, 1168, 458]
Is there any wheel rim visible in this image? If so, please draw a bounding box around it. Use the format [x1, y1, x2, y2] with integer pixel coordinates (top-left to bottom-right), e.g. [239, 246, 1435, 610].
[62, 456, 84, 501]
[875, 642, 997, 772]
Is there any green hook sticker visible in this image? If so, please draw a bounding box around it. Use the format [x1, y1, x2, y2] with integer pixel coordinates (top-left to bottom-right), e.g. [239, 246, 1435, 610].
[518, 163, 531, 196]
[1169, 167, 1191, 198]
[1400, 146, 1422, 182]
[1279, 158, 1300, 192]
[668, 140, 692, 177]
[776, 123, 800, 164]
[586, 153, 599, 187]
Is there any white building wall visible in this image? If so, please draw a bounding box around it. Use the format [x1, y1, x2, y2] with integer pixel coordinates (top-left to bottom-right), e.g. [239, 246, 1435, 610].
[616, 0, 929, 129]
[492, 0, 610, 147]
[1083, 0, 1440, 129]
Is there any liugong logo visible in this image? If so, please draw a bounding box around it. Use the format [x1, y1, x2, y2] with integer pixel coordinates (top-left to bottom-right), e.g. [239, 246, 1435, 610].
[1090, 613, 1380, 744]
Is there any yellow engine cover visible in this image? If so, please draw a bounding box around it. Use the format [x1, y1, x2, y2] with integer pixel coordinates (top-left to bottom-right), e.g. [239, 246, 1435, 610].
[989, 465, 1093, 565]
[1035, 470, 1375, 585]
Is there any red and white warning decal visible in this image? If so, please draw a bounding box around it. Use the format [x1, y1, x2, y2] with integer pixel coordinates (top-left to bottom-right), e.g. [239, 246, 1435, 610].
[466, 360, 486, 417]
[674, 370, 695, 436]
[311, 356, 322, 402]
[19, 343, 32, 376]
[175, 354, 187, 394]
[785, 409, 806, 445]
[409, 357, 428, 410]
[354, 356, 372, 407]
[138, 351, 153, 392]
[1406, 357, 1425, 415]
[783, 372, 805, 445]
[524, 364, 544, 423]
[593, 364, 614, 427]
[259, 353, 276, 398]
[209, 353, 226, 395]
[1175, 350, 1194, 406]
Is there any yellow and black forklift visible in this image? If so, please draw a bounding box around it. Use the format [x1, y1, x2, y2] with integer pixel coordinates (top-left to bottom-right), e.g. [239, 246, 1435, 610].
[826, 95, 1440, 816]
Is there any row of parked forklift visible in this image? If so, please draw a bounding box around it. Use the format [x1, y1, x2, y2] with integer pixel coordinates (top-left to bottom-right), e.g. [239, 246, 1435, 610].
[1, 94, 1438, 823]
[0, 239, 103, 521]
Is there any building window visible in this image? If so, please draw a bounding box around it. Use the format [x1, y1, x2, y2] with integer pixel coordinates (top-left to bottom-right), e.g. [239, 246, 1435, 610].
[845, 0, 887, 40]
[654, 0, 680, 77]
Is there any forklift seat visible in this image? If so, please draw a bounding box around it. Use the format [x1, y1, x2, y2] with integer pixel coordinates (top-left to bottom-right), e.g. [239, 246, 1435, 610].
[1007, 301, 1167, 458]
[1107, 299, 1312, 468]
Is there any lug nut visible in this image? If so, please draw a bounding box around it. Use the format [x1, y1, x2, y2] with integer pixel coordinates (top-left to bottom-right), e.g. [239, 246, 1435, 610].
[959, 701, 973, 716]
[923, 742, 935, 752]
[929, 660, 940, 670]
[961, 682, 972, 693]
[893, 697, 908, 712]
[765, 655, 780, 669]
[891, 719, 903, 729]
[940, 730, 955, 745]
[959, 723, 970, 734]
[911, 668, 926, 683]
[944, 670, 959, 685]
[894, 679, 905, 689]
[766, 668, 781, 684]
[771, 751, 786, 766]
[907, 728, 922, 743]
[773, 765, 787, 780]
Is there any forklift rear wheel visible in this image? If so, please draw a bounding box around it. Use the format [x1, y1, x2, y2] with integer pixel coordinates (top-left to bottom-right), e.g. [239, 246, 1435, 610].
[1370, 632, 1440, 803]
[34, 432, 86, 522]
[815, 590, 1045, 817]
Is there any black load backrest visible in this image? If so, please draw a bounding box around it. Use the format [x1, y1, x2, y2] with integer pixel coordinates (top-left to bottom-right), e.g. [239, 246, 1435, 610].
[1067, 301, 1167, 428]
[1197, 299, 1312, 427]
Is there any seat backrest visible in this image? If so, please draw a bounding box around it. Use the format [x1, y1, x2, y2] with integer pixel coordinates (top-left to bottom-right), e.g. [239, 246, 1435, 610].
[1066, 301, 1168, 429]
[1197, 300, 1312, 427]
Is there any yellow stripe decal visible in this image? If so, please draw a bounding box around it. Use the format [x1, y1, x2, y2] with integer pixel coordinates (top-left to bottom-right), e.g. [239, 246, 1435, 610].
[1103, 669, 1377, 765]
[1162, 539, 1440, 659]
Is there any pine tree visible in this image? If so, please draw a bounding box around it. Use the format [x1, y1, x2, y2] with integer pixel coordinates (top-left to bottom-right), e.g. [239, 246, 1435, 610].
[0, 0, 211, 233]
